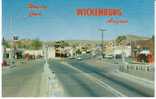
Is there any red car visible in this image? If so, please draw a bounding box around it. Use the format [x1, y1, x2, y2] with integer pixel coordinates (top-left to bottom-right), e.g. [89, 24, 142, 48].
[2, 60, 9, 66]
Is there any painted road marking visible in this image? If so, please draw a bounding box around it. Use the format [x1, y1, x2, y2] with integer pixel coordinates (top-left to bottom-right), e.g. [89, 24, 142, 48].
[61, 62, 126, 97]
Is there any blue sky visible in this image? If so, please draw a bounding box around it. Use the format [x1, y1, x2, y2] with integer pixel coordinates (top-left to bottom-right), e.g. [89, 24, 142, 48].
[2, 0, 154, 41]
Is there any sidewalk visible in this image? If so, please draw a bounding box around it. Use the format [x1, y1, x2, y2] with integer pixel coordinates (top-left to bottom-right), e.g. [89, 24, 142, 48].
[83, 58, 154, 96]
[84, 58, 154, 80]
[2, 60, 44, 97]
[2, 66, 17, 75]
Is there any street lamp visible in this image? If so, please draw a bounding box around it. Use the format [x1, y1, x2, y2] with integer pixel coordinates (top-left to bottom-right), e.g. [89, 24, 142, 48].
[98, 29, 107, 58]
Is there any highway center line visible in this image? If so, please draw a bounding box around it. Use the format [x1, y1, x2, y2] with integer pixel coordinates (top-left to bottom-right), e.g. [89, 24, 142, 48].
[61, 61, 126, 97]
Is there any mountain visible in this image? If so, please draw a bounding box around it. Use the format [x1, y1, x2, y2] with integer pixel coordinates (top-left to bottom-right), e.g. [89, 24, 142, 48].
[125, 34, 150, 41]
[45, 34, 151, 46]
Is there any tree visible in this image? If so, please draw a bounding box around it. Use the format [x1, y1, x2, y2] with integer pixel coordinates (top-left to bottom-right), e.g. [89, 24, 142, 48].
[116, 35, 127, 45]
[2, 38, 11, 48]
[76, 49, 81, 55]
[16, 41, 24, 48]
[31, 39, 42, 50]
[54, 40, 69, 48]
[61, 41, 69, 47]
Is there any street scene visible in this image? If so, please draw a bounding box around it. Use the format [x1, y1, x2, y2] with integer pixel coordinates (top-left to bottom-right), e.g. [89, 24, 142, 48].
[2, 0, 155, 97]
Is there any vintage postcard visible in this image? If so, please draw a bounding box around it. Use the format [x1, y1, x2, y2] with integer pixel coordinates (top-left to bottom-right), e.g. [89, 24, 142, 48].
[2, 0, 155, 97]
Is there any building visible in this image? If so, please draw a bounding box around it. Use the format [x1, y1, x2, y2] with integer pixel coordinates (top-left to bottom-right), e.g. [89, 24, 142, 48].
[55, 46, 74, 57]
[114, 45, 131, 57]
[131, 38, 154, 58]
[24, 50, 43, 59]
[131, 37, 154, 63]
[3, 48, 24, 59]
[104, 40, 131, 57]
[47, 47, 55, 59]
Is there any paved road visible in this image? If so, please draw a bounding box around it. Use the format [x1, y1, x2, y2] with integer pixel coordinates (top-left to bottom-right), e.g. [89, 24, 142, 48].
[49, 58, 151, 97]
[2, 60, 44, 97]
[2, 56, 153, 97]
[49, 60, 118, 97]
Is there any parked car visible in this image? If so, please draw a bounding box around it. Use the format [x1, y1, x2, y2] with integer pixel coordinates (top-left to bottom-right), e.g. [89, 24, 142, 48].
[115, 54, 122, 59]
[77, 57, 82, 60]
[105, 54, 113, 59]
[69, 56, 75, 59]
[2, 60, 9, 66]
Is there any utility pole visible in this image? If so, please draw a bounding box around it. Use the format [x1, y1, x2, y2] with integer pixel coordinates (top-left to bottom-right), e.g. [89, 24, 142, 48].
[122, 45, 125, 64]
[10, 16, 15, 66]
[98, 29, 107, 58]
[43, 44, 49, 66]
[113, 39, 116, 63]
[10, 16, 19, 66]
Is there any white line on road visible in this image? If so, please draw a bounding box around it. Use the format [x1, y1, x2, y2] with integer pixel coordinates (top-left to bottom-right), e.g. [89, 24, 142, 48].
[61, 62, 126, 97]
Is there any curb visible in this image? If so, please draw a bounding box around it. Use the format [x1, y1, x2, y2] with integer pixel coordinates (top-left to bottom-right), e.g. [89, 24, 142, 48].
[39, 63, 65, 97]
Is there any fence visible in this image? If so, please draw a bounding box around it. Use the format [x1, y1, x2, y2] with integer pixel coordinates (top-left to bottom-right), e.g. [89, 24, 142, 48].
[119, 63, 154, 72]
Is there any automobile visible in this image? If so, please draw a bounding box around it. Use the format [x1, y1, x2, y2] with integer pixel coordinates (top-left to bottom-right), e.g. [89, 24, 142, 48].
[105, 54, 113, 59]
[77, 57, 82, 60]
[69, 56, 75, 59]
[82, 51, 86, 54]
[2, 60, 9, 66]
[115, 54, 122, 59]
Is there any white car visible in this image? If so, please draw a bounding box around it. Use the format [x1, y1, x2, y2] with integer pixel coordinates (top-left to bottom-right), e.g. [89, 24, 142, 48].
[105, 55, 113, 59]
[77, 57, 82, 60]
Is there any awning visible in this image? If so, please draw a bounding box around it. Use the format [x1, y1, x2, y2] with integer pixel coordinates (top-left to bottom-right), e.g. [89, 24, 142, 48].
[140, 50, 150, 55]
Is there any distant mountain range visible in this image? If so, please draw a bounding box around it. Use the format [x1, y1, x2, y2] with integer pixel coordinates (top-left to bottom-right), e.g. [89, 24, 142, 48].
[45, 34, 151, 46]
[4, 34, 151, 47]
[125, 34, 150, 41]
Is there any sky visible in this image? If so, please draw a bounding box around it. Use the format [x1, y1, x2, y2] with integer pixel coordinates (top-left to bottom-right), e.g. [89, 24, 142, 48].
[2, 0, 154, 41]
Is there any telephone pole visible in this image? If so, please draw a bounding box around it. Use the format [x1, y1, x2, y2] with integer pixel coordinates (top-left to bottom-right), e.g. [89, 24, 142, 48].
[98, 29, 107, 58]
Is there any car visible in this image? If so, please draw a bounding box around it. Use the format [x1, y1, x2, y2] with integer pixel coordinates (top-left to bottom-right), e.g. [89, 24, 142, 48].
[69, 57, 75, 59]
[2, 60, 9, 66]
[105, 54, 113, 59]
[77, 57, 82, 60]
[115, 54, 122, 59]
